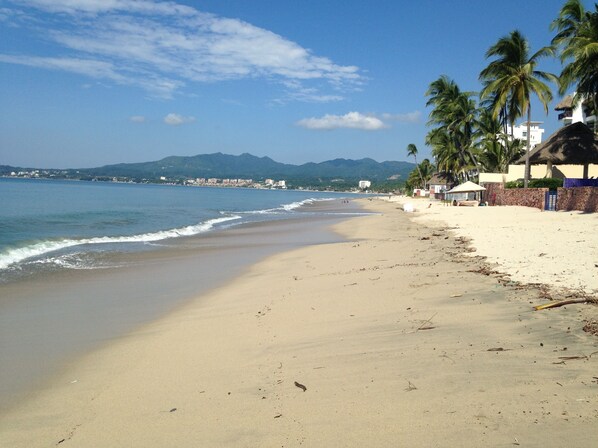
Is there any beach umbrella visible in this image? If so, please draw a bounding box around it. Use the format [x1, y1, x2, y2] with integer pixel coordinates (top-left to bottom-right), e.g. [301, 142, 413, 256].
[515, 122, 598, 178]
[446, 181, 486, 194]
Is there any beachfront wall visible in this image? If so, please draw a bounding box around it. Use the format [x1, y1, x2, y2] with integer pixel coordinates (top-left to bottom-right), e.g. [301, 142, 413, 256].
[483, 182, 598, 212]
[556, 187, 598, 213]
[482, 183, 547, 210]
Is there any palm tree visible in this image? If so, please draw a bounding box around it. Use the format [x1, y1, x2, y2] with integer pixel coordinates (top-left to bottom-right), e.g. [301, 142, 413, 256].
[425, 75, 479, 183]
[406, 143, 425, 188]
[418, 159, 434, 189]
[479, 30, 557, 187]
[551, 1, 598, 133]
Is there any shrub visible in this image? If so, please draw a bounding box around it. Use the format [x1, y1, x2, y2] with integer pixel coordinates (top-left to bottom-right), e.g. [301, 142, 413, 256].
[505, 180, 523, 189]
[505, 178, 562, 191]
[528, 178, 563, 191]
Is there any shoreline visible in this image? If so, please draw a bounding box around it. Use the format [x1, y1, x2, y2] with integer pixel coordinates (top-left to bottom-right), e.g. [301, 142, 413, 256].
[0, 202, 363, 414]
[1, 199, 597, 446]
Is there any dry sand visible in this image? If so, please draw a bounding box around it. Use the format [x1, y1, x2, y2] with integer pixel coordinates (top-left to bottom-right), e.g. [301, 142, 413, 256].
[1, 199, 597, 447]
[394, 196, 598, 293]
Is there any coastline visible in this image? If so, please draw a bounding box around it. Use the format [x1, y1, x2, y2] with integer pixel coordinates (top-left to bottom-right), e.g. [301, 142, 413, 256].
[1, 199, 597, 446]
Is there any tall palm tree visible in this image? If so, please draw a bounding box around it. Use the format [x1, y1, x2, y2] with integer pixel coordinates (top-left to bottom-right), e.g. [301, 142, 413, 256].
[425, 75, 479, 182]
[406, 143, 425, 188]
[552, 1, 598, 133]
[479, 30, 556, 187]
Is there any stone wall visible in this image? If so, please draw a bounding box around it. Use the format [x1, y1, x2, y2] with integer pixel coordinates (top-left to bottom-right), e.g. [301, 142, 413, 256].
[481, 183, 547, 210]
[557, 187, 598, 213]
[482, 183, 598, 212]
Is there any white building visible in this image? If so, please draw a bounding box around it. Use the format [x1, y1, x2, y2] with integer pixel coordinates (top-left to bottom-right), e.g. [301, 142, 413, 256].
[358, 180, 371, 190]
[506, 121, 545, 148]
[555, 94, 597, 129]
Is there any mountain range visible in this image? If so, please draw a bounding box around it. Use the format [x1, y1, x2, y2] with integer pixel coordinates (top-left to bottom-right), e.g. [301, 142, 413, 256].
[2, 152, 415, 185]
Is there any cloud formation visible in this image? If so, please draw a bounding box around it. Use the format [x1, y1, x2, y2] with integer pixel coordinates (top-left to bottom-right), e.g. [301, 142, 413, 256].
[2, 0, 363, 100]
[129, 115, 146, 123]
[164, 113, 195, 126]
[296, 111, 420, 131]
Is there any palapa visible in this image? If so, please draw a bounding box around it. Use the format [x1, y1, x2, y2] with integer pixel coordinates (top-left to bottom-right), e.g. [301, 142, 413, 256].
[516, 122, 598, 166]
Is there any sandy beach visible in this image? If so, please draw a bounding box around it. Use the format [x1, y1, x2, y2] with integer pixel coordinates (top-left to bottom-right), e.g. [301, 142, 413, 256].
[1, 199, 597, 447]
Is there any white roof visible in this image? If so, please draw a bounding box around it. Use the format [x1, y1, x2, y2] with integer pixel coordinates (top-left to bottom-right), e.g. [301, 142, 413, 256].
[446, 181, 486, 193]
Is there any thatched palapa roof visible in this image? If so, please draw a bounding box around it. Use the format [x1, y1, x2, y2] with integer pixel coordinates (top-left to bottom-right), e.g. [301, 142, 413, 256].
[517, 122, 598, 165]
[554, 95, 574, 111]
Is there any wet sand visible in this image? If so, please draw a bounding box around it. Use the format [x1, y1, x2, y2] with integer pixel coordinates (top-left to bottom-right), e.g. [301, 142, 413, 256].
[1, 198, 597, 447]
[0, 201, 362, 413]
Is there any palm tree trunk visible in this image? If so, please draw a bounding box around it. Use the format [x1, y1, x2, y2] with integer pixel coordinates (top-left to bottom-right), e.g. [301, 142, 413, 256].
[524, 106, 531, 188]
[414, 156, 425, 189]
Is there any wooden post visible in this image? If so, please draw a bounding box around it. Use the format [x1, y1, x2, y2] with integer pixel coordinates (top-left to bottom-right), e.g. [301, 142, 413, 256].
[545, 160, 553, 179]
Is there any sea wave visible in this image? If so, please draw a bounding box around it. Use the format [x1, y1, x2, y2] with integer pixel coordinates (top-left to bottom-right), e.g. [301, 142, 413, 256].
[0, 215, 241, 270]
[241, 197, 335, 215]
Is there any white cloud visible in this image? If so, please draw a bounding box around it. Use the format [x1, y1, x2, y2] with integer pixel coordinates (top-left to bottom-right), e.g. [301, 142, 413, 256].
[297, 112, 387, 131]
[164, 113, 195, 125]
[3, 0, 363, 101]
[129, 115, 146, 123]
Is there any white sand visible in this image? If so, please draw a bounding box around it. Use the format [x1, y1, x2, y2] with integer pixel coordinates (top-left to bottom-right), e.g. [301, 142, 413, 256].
[393, 196, 598, 293]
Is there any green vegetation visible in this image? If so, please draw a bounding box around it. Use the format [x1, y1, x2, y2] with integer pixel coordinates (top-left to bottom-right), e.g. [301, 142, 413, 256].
[505, 178, 563, 190]
[413, 0, 598, 191]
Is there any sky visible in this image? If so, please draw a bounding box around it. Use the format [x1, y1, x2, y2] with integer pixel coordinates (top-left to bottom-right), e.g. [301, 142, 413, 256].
[0, 0, 584, 169]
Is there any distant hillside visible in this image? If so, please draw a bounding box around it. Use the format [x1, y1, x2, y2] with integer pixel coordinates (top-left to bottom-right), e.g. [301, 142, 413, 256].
[76, 152, 414, 183]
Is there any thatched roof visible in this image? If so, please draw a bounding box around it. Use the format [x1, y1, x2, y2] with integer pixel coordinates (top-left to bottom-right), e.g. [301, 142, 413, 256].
[554, 95, 574, 111]
[428, 172, 450, 185]
[516, 122, 598, 165]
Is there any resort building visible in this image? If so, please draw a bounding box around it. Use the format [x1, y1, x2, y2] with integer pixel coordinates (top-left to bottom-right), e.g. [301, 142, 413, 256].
[428, 173, 449, 199]
[555, 94, 597, 129]
[506, 121, 545, 148]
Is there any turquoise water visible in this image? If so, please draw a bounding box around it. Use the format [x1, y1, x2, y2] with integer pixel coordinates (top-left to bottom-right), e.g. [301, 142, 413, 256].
[0, 178, 361, 281]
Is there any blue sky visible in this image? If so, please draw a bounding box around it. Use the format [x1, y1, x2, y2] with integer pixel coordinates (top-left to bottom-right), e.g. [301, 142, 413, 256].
[0, 0, 581, 168]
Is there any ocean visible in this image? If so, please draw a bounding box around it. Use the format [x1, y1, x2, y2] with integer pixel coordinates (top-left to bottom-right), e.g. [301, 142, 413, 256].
[0, 178, 366, 283]
[0, 177, 370, 411]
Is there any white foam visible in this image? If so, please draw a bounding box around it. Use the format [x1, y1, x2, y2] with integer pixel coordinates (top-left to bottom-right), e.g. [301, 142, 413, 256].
[0, 215, 241, 270]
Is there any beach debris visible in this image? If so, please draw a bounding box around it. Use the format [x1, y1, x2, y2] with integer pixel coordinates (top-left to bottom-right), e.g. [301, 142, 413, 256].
[558, 355, 588, 361]
[405, 381, 417, 392]
[534, 296, 598, 311]
[415, 313, 437, 332]
[583, 320, 598, 336]
[450, 294, 463, 298]
[294, 381, 307, 392]
[169, 408, 177, 413]
[274, 413, 282, 418]
[419, 236, 430, 240]
[513, 437, 520, 446]
[487, 347, 511, 352]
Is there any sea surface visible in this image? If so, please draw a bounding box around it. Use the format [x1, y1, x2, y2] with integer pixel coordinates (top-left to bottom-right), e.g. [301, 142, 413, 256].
[0, 177, 371, 411]
[0, 178, 365, 283]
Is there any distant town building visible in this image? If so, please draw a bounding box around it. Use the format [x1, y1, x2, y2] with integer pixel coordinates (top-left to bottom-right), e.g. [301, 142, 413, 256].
[358, 180, 371, 190]
[264, 179, 275, 186]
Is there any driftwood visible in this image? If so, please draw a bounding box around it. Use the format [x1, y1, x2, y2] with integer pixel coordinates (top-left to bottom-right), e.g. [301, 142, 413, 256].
[534, 297, 598, 311]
